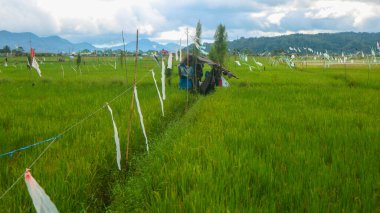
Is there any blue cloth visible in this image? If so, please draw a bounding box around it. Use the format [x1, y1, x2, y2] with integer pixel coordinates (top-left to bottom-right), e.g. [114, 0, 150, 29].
[178, 63, 194, 89]
[179, 64, 194, 78]
[179, 78, 193, 89]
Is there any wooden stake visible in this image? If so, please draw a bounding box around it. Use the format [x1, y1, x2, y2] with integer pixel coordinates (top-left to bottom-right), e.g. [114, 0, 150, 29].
[186, 28, 189, 110]
[367, 56, 370, 85]
[126, 29, 139, 169]
[122, 30, 128, 84]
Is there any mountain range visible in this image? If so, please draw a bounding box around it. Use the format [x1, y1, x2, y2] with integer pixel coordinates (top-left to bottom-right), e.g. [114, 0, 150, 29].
[0, 30, 179, 53]
[1, 30, 379, 54]
[0, 30, 95, 53]
[109, 39, 179, 52]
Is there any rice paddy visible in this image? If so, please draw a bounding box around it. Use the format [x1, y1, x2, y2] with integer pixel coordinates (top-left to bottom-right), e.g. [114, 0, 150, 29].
[0, 55, 379, 212]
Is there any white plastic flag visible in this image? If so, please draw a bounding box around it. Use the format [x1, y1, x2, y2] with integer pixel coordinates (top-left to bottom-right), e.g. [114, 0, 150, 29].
[221, 76, 230, 87]
[371, 48, 377, 63]
[201, 49, 209, 55]
[151, 70, 164, 116]
[32, 57, 42, 77]
[242, 63, 254, 71]
[106, 103, 121, 170]
[234, 61, 241, 66]
[179, 39, 182, 62]
[61, 65, 64, 78]
[161, 60, 166, 100]
[194, 41, 201, 50]
[134, 86, 149, 153]
[167, 53, 173, 69]
[24, 169, 59, 213]
[152, 54, 160, 67]
[323, 53, 330, 61]
[179, 48, 182, 62]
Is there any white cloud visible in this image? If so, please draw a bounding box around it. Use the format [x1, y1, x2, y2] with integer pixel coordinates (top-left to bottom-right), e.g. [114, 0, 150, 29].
[0, 0, 379, 44]
[267, 13, 287, 25]
[0, 0, 59, 35]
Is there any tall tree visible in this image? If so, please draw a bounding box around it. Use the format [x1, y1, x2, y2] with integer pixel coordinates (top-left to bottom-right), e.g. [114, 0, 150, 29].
[209, 24, 228, 65]
[194, 20, 202, 56]
[1, 45, 11, 53]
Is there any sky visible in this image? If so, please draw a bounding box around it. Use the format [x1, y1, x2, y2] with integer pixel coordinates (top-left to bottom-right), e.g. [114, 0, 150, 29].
[0, 0, 379, 47]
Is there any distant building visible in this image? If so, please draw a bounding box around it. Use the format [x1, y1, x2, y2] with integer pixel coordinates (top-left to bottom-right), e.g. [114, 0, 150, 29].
[160, 49, 169, 56]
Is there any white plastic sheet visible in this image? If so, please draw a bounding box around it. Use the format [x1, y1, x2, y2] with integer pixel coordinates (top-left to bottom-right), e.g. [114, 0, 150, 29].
[161, 60, 166, 100]
[221, 76, 230, 87]
[151, 70, 164, 116]
[32, 57, 42, 77]
[61, 65, 64, 78]
[167, 53, 173, 69]
[179, 40, 182, 62]
[106, 103, 121, 170]
[24, 169, 59, 213]
[134, 86, 149, 153]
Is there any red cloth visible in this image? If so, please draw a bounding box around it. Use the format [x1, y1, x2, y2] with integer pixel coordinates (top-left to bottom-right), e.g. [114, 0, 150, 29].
[30, 48, 35, 58]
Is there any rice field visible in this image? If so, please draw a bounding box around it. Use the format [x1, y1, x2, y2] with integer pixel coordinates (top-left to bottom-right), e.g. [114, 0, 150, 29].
[0, 55, 379, 212]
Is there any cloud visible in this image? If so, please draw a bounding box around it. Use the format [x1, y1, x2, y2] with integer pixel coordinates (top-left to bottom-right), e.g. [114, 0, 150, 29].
[0, 0, 59, 35]
[0, 0, 379, 45]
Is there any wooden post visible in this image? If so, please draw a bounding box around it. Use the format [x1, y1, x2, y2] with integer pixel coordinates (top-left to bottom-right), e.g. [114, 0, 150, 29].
[186, 28, 189, 110]
[122, 30, 128, 84]
[344, 62, 347, 81]
[126, 29, 139, 169]
[367, 56, 370, 85]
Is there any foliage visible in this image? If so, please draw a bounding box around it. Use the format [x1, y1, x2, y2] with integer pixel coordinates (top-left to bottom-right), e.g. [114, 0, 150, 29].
[194, 20, 202, 56]
[209, 24, 228, 65]
[226, 32, 380, 54]
[0, 45, 11, 54]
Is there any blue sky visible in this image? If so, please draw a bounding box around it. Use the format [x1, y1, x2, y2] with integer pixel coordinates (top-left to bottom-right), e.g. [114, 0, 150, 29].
[0, 0, 379, 47]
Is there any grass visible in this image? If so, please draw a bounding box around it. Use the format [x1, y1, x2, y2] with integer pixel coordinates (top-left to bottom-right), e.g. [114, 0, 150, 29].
[108, 58, 380, 212]
[0, 55, 194, 212]
[1, 55, 379, 212]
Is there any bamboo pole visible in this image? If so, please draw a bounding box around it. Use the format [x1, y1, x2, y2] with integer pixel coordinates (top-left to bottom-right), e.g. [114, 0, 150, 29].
[186, 28, 189, 110]
[126, 29, 139, 169]
[122, 30, 128, 84]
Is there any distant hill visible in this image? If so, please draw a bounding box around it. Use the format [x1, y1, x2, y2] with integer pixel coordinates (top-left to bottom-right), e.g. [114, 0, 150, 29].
[224, 32, 380, 54]
[0, 30, 96, 53]
[0, 30, 180, 53]
[110, 39, 179, 52]
[1, 30, 379, 54]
